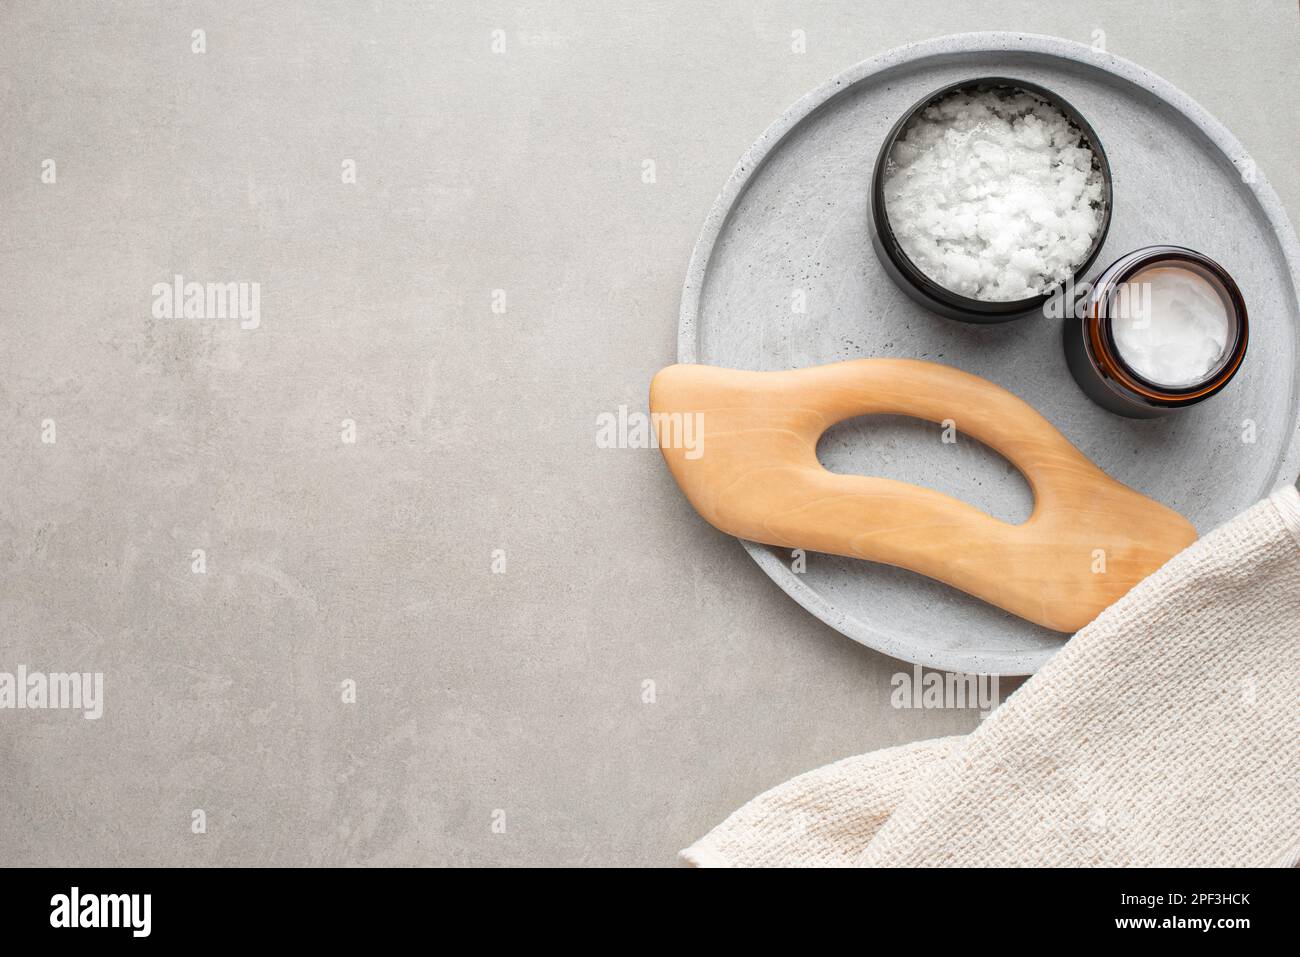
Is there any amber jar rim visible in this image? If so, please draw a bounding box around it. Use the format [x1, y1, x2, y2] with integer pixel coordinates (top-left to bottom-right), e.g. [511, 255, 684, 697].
[1086, 246, 1249, 406]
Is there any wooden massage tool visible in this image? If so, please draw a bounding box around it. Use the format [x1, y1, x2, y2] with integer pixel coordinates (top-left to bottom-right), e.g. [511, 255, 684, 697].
[650, 359, 1197, 633]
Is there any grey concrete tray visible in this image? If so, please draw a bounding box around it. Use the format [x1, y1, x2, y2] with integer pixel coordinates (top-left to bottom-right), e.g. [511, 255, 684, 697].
[678, 33, 1300, 675]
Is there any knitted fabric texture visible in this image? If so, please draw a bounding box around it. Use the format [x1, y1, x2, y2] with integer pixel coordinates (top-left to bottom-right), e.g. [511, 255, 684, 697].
[682, 486, 1300, 867]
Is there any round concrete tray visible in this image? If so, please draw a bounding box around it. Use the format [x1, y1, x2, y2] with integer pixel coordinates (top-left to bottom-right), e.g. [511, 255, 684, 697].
[678, 33, 1300, 675]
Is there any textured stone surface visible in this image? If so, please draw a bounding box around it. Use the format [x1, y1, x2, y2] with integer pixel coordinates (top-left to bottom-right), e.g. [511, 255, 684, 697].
[0, 1, 1296, 866]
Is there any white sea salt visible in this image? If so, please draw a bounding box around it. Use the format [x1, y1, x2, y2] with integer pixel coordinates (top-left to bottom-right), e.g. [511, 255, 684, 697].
[882, 88, 1106, 302]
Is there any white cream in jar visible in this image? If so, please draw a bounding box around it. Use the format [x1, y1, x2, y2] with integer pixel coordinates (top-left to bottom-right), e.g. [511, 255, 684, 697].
[1110, 266, 1231, 387]
[1065, 245, 1247, 418]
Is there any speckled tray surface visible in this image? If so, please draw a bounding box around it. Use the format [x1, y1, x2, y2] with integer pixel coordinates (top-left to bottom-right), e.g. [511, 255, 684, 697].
[678, 33, 1300, 675]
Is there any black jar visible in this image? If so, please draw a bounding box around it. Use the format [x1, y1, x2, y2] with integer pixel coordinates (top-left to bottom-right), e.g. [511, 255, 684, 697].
[869, 77, 1113, 324]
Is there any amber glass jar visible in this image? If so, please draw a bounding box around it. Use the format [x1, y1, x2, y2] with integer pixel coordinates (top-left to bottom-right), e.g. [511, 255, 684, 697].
[1063, 246, 1248, 418]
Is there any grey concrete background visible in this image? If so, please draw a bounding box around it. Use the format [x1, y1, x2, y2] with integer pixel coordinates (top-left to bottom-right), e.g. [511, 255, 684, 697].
[1, 1, 1296, 867]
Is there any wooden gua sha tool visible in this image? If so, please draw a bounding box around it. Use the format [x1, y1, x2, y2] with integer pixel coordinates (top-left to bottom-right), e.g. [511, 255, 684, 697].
[650, 358, 1197, 633]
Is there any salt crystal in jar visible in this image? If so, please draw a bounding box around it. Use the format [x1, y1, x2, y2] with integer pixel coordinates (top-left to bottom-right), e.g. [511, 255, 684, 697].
[869, 78, 1113, 323]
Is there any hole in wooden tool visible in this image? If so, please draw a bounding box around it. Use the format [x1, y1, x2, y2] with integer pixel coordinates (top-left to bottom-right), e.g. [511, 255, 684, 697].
[815, 414, 1034, 525]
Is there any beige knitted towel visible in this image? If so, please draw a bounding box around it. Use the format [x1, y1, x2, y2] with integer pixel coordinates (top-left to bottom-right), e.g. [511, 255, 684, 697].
[683, 485, 1300, 867]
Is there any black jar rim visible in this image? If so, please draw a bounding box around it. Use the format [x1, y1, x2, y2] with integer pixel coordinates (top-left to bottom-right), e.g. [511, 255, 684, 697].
[1087, 245, 1249, 406]
[869, 76, 1113, 324]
